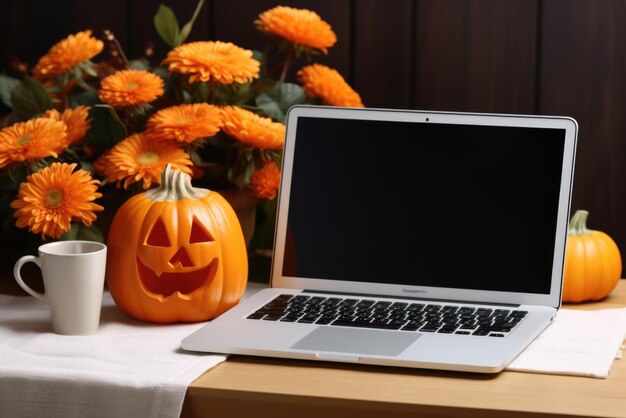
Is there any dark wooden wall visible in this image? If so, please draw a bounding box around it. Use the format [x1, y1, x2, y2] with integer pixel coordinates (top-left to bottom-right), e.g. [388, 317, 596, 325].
[2, 0, 626, 253]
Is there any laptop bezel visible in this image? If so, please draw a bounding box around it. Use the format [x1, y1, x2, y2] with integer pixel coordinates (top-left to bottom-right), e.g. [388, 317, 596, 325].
[270, 105, 577, 309]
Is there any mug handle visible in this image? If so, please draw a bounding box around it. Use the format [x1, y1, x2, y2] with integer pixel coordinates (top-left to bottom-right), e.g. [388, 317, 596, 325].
[14, 255, 47, 302]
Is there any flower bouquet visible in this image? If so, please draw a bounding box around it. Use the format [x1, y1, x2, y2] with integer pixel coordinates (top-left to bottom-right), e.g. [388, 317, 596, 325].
[0, 2, 363, 278]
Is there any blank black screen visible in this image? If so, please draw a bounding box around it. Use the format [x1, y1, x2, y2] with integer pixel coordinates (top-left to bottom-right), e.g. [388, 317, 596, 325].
[282, 117, 566, 294]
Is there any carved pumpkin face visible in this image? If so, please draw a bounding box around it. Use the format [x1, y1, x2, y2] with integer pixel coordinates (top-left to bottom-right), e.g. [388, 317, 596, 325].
[106, 167, 248, 323]
[136, 210, 222, 299]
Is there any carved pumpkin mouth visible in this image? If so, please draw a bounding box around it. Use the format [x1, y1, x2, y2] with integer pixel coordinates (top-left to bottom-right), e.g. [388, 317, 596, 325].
[136, 257, 218, 297]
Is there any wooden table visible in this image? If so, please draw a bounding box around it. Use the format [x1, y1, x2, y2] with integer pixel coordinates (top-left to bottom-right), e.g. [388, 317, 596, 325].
[182, 280, 626, 418]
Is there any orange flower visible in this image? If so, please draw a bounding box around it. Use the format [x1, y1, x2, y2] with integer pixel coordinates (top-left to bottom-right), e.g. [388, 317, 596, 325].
[249, 162, 281, 199]
[146, 103, 223, 144]
[162, 41, 260, 84]
[101, 133, 192, 190]
[43, 106, 91, 152]
[92, 151, 112, 178]
[10, 162, 103, 240]
[297, 64, 364, 108]
[33, 30, 104, 80]
[221, 106, 285, 150]
[255, 6, 337, 54]
[0, 118, 66, 169]
[99, 70, 164, 107]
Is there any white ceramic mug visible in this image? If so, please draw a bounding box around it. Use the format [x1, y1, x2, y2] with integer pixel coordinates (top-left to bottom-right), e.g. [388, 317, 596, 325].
[13, 240, 107, 335]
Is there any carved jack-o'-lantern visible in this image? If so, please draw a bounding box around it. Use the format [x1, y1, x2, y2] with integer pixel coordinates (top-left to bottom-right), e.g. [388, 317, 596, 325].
[106, 165, 248, 323]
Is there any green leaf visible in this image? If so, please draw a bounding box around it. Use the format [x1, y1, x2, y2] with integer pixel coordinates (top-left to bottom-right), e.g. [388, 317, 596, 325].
[10, 76, 53, 121]
[80, 160, 94, 173]
[154, 4, 180, 48]
[253, 50, 266, 78]
[178, 0, 205, 44]
[255, 95, 283, 121]
[87, 105, 128, 152]
[129, 58, 151, 71]
[275, 83, 306, 110]
[215, 82, 252, 105]
[152, 66, 172, 93]
[252, 50, 265, 66]
[70, 90, 100, 107]
[233, 159, 256, 189]
[62, 223, 104, 243]
[78, 61, 98, 78]
[0, 165, 26, 193]
[0, 74, 20, 108]
[191, 82, 209, 103]
[255, 82, 305, 122]
[261, 150, 282, 167]
[63, 147, 81, 162]
[153, 66, 169, 80]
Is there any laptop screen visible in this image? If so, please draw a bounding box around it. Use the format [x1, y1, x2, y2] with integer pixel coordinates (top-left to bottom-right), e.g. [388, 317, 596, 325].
[281, 115, 567, 295]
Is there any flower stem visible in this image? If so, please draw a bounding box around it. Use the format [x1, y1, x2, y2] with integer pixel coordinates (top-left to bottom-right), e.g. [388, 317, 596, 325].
[280, 48, 295, 83]
[103, 29, 130, 69]
[207, 82, 216, 103]
[172, 73, 185, 103]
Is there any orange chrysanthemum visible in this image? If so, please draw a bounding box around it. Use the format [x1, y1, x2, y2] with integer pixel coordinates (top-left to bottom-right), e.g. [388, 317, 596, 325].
[249, 162, 281, 200]
[43, 106, 91, 152]
[255, 6, 337, 54]
[10, 162, 103, 240]
[146, 103, 223, 144]
[162, 41, 260, 84]
[0, 118, 66, 169]
[99, 70, 164, 107]
[101, 133, 192, 190]
[33, 30, 104, 80]
[221, 106, 285, 150]
[297, 64, 364, 108]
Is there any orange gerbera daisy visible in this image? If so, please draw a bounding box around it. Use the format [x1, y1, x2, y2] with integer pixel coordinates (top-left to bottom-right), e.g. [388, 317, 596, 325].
[92, 151, 112, 178]
[101, 133, 192, 190]
[255, 6, 337, 54]
[249, 161, 281, 200]
[162, 41, 260, 84]
[221, 106, 285, 150]
[10, 162, 103, 240]
[297, 64, 364, 108]
[146, 103, 223, 144]
[0, 118, 66, 169]
[32, 30, 104, 80]
[99, 70, 164, 107]
[43, 106, 91, 152]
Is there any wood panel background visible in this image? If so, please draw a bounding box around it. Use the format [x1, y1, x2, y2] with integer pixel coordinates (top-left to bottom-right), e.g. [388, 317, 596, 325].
[1, 0, 625, 254]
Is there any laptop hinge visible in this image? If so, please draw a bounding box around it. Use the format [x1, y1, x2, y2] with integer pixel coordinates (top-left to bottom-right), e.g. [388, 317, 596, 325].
[302, 289, 520, 307]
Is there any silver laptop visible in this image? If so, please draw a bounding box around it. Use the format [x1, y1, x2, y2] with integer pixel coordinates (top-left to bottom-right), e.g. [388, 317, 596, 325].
[182, 105, 577, 373]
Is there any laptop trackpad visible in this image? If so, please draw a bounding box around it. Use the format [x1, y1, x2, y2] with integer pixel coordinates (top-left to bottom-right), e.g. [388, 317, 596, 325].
[291, 327, 420, 356]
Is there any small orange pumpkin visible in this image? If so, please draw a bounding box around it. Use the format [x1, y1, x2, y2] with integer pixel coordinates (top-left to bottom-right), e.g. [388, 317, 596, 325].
[106, 165, 248, 323]
[562, 210, 622, 303]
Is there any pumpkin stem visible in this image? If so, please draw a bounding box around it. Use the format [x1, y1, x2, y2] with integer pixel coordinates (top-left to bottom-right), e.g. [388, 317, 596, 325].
[568, 210, 592, 236]
[145, 164, 209, 202]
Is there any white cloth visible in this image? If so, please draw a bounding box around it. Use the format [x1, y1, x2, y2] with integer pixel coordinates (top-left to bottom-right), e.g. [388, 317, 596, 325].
[0, 288, 240, 418]
[507, 308, 626, 378]
[2, 285, 625, 418]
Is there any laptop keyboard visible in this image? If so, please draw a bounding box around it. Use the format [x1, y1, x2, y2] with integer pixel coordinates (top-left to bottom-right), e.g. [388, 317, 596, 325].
[247, 294, 528, 337]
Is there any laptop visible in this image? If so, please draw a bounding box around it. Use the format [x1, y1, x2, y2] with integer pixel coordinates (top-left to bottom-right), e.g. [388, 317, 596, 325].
[182, 105, 578, 373]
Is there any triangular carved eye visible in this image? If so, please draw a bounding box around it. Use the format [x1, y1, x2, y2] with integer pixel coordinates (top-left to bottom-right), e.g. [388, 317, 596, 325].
[190, 217, 214, 243]
[146, 217, 171, 247]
